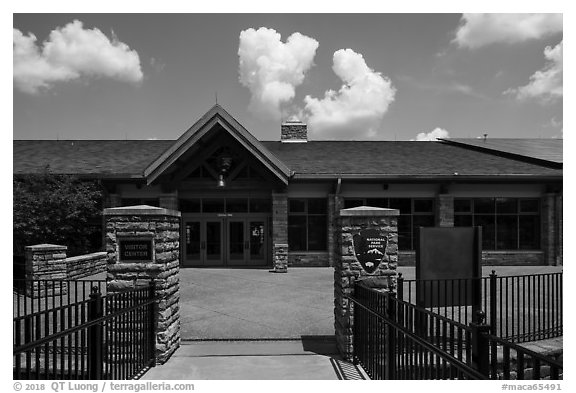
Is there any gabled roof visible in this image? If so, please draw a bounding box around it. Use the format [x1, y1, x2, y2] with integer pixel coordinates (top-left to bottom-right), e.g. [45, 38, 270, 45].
[13, 140, 174, 177]
[439, 138, 563, 167]
[13, 140, 562, 181]
[143, 104, 291, 185]
[260, 141, 562, 180]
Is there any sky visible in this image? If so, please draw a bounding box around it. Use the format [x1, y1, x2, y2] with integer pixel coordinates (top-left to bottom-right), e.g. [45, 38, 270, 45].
[12, 12, 563, 142]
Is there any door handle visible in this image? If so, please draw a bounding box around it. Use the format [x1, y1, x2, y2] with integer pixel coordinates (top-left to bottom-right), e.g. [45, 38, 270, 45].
[201, 241, 206, 250]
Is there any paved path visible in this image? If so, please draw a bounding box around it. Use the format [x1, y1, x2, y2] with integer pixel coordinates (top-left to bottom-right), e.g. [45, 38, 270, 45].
[146, 266, 562, 380]
[142, 339, 364, 380]
[178, 266, 562, 340]
[178, 268, 334, 340]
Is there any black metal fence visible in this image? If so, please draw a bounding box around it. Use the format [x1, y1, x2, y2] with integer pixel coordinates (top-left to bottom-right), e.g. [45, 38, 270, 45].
[13, 283, 158, 380]
[397, 271, 562, 343]
[14, 279, 107, 319]
[350, 282, 563, 380]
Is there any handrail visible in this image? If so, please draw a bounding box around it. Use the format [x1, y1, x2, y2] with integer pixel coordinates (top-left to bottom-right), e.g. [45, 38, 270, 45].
[349, 293, 486, 380]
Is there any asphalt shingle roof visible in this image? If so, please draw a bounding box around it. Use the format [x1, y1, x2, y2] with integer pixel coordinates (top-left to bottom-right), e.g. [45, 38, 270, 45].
[441, 138, 563, 165]
[13, 139, 562, 179]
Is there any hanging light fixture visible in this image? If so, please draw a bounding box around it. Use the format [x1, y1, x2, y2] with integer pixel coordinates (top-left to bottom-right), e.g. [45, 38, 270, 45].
[216, 149, 232, 188]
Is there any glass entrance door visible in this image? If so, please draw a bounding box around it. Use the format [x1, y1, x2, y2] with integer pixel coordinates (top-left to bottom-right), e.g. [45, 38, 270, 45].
[248, 220, 266, 265]
[204, 220, 223, 266]
[227, 220, 246, 265]
[184, 221, 202, 266]
[183, 216, 268, 266]
[183, 218, 224, 266]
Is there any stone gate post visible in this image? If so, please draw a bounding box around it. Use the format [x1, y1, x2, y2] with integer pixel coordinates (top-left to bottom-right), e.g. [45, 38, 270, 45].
[334, 206, 399, 361]
[103, 205, 181, 364]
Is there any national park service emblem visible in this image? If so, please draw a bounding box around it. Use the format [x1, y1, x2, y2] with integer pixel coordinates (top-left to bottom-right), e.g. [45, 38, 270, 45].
[353, 229, 388, 274]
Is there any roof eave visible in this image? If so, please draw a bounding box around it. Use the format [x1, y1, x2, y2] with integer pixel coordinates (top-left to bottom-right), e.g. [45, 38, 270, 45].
[291, 173, 562, 182]
[144, 106, 290, 185]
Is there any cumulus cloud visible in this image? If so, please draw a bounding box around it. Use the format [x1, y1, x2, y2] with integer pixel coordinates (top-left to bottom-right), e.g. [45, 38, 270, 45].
[505, 41, 562, 104]
[14, 20, 143, 94]
[303, 49, 396, 139]
[454, 14, 562, 49]
[412, 127, 450, 141]
[238, 27, 319, 119]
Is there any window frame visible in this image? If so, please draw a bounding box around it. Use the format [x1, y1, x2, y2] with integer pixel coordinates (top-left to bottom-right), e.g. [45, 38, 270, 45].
[453, 197, 541, 251]
[342, 197, 436, 250]
[288, 198, 328, 252]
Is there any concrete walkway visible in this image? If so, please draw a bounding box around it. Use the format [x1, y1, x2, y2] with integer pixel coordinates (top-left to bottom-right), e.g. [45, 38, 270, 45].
[178, 268, 335, 340]
[177, 266, 562, 340]
[147, 266, 563, 380]
[142, 339, 364, 380]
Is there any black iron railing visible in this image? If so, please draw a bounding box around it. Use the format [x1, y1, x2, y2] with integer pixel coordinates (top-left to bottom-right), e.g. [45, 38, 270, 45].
[351, 283, 485, 380]
[350, 282, 563, 380]
[13, 284, 157, 380]
[397, 271, 562, 342]
[13, 279, 107, 319]
[486, 333, 563, 380]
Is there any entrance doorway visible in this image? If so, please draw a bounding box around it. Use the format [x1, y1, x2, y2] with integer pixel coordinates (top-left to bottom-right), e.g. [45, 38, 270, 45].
[182, 214, 270, 267]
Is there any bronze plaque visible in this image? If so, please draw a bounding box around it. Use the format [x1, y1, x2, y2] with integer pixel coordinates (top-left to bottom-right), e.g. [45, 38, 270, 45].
[353, 229, 388, 274]
[119, 239, 153, 262]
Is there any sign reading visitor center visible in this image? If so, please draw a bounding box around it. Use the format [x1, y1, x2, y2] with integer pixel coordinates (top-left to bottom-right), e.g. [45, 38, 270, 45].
[352, 229, 388, 274]
[119, 239, 153, 262]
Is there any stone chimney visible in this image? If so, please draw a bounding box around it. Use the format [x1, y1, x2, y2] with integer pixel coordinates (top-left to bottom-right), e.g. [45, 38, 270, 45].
[281, 120, 308, 143]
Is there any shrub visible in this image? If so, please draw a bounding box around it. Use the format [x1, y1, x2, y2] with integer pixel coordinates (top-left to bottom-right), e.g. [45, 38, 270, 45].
[13, 170, 103, 257]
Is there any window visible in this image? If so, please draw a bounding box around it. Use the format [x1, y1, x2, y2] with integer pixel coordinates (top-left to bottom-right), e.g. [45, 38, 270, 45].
[342, 198, 435, 250]
[288, 198, 328, 251]
[178, 198, 271, 213]
[454, 198, 540, 250]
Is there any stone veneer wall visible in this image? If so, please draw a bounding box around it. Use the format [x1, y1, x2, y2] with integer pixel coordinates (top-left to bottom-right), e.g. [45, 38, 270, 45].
[272, 244, 288, 272]
[66, 252, 107, 280]
[104, 205, 181, 364]
[334, 207, 399, 361]
[24, 244, 68, 296]
[271, 193, 288, 272]
[281, 122, 307, 142]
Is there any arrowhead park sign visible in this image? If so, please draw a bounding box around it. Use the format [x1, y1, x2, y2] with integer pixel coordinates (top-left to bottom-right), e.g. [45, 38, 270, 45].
[352, 228, 388, 274]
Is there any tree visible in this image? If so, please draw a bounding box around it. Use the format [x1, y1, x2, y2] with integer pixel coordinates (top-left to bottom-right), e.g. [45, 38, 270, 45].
[13, 171, 103, 257]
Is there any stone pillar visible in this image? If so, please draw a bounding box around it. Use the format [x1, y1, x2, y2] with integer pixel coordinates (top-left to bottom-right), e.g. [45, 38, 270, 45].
[328, 194, 344, 267]
[24, 244, 68, 296]
[334, 206, 399, 361]
[271, 192, 288, 272]
[104, 205, 181, 364]
[159, 193, 178, 211]
[436, 194, 454, 227]
[271, 244, 288, 273]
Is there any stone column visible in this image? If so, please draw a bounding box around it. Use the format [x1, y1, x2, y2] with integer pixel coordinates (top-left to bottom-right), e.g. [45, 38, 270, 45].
[271, 192, 288, 272]
[104, 205, 181, 364]
[436, 194, 454, 227]
[24, 244, 68, 296]
[334, 206, 399, 361]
